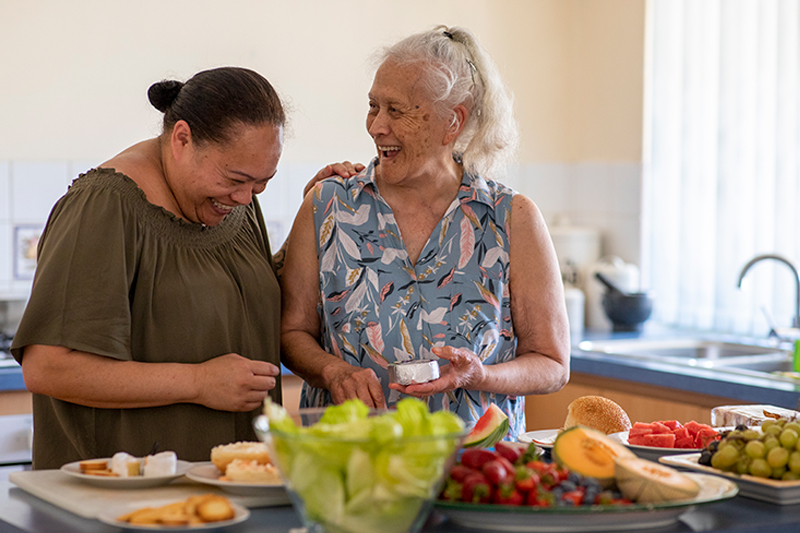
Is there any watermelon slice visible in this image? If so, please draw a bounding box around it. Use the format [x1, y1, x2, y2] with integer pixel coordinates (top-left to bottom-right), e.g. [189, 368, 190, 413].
[463, 403, 509, 448]
[643, 433, 676, 448]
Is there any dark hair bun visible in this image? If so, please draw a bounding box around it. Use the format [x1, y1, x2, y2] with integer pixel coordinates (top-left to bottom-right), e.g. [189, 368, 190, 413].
[147, 80, 184, 113]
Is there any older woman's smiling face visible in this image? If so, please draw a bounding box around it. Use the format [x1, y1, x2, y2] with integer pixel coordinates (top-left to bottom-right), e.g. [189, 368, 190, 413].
[367, 60, 454, 185]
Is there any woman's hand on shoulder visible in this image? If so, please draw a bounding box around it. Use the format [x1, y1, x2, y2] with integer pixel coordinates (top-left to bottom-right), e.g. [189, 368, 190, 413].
[388, 346, 486, 397]
[194, 353, 280, 412]
[302, 161, 365, 197]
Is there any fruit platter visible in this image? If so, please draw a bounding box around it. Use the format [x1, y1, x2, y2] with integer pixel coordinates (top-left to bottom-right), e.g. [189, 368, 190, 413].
[661, 417, 800, 504]
[435, 425, 737, 532]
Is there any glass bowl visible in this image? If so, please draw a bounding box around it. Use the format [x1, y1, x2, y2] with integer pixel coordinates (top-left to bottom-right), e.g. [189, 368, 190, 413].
[253, 408, 466, 533]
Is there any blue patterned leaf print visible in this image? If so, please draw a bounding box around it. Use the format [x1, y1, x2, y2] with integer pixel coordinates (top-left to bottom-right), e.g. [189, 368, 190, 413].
[335, 203, 371, 225]
[482, 247, 509, 269]
[379, 281, 394, 302]
[437, 267, 456, 288]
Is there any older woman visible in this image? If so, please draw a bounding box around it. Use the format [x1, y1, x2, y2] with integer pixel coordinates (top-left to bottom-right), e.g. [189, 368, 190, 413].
[11, 67, 358, 469]
[281, 26, 570, 438]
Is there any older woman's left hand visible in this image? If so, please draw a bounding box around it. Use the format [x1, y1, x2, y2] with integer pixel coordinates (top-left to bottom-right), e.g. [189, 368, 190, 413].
[388, 346, 487, 398]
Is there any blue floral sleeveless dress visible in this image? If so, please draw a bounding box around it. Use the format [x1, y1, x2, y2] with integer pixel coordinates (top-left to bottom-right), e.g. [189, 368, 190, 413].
[301, 157, 525, 438]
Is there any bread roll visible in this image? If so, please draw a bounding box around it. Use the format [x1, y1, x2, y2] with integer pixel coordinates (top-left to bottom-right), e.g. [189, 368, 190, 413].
[210, 441, 271, 473]
[563, 395, 631, 435]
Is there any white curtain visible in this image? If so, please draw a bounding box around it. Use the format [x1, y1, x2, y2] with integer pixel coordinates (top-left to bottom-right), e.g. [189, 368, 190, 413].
[644, 0, 800, 336]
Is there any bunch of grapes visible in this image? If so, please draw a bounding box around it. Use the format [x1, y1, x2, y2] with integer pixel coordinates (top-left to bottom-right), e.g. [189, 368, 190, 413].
[699, 418, 800, 480]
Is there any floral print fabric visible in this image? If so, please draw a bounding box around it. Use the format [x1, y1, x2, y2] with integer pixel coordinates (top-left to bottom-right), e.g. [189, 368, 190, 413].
[301, 158, 525, 437]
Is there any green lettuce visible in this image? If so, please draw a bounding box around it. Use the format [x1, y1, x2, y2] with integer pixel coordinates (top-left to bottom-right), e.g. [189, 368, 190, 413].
[262, 397, 465, 533]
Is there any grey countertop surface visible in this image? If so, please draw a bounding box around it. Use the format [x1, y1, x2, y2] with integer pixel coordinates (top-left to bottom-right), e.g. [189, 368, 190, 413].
[3, 325, 800, 411]
[2, 464, 800, 533]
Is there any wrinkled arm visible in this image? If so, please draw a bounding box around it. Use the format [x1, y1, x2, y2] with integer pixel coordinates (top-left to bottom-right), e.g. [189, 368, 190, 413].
[280, 192, 386, 407]
[488, 194, 570, 395]
[21, 345, 279, 411]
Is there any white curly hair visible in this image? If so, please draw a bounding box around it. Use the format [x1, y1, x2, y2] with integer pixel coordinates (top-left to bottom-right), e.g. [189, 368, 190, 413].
[373, 25, 519, 180]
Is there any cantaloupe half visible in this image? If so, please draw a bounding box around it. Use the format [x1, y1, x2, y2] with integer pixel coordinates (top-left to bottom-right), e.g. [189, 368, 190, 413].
[614, 456, 701, 503]
[552, 426, 635, 487]
[463, 404, 509, 448]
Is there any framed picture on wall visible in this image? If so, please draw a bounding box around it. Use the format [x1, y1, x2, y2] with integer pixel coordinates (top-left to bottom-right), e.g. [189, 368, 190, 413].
[13, 224, 43, 280]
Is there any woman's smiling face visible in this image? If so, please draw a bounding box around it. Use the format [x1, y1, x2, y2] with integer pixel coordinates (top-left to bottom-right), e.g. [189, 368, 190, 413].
[175, 123, 283, 226]
[366, 60, 454, 185]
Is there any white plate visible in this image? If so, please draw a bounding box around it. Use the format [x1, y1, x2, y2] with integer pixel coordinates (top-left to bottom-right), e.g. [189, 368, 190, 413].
[609, 426, 733, 462]
[60, 459, 192, 489]
[185, 462, 287, 498]
[435, 473, 737, 532]
[96, 498, 250, 531]
[660, 453, 800, 505]
[607, 431, 704, 462]
[517, 429, 559, 448]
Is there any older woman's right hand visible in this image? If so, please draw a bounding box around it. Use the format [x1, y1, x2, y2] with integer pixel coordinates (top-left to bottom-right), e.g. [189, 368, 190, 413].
[323, 363, 387, 408]
[195, 353, 280, 412]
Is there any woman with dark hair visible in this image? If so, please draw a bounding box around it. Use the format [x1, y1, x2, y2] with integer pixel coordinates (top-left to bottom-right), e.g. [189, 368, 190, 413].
[11, 67, 357, 469]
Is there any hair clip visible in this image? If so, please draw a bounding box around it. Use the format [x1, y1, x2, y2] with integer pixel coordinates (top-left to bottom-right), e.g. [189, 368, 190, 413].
[443, 30, 454, 40]
[466, 59, 477, 85]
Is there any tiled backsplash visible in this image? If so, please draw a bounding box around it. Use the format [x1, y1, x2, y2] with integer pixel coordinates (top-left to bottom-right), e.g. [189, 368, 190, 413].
[0, 159, 642, 332]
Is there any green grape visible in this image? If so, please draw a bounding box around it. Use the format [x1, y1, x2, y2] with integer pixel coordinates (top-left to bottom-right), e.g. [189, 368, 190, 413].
[749, 458, 772, 478]
[773, 466, 788, 479]
[736, 456, 752, 475]
[789, 451, 800, 473]
[783, 471, 800, 481]
[765, 425, 783, 437]
[782, 428, 800, 450]
[762, 419, 777, 431]
[784, 422, 800, 435]
[742, 429, 760, 441]
[765, 435, 780, 451]
[712, 444, 740, 469]
[745, 440, 766, 459]
[768, 446, 790, 468]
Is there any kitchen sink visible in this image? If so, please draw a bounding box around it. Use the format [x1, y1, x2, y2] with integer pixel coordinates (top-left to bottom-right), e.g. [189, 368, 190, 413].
[578, 336, 798, 382]
[578, 338, 788, 361]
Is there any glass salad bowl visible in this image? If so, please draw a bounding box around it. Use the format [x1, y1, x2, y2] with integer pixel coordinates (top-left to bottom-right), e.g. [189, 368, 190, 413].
[254, 398, 466, 533]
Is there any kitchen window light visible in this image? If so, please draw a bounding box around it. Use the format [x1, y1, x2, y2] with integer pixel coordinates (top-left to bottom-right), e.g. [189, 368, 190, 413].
[643, 0, 800, 336]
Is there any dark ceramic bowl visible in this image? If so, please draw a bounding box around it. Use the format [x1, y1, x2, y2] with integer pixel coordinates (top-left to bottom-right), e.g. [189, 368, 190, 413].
[602, 291, 654, 332]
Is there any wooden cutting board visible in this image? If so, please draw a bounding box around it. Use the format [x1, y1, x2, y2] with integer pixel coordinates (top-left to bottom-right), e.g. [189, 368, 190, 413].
[9, 468, 291, 518]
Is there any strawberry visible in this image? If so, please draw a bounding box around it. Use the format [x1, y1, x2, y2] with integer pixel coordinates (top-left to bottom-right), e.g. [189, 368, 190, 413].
[461, 472, 492, 504]
[492, 483, 523, 506]
[461, 448, 499, 470]
[482, 459, 513, 485]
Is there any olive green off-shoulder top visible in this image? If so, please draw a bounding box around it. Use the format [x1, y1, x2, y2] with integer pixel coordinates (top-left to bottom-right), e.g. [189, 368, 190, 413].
[12, 168, 281, 469]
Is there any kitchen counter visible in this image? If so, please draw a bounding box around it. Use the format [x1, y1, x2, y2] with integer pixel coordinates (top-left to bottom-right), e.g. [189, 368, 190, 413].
[572, 329, 800, 410]
[2, 465, 800, 533]
[3, 328, 800, 409]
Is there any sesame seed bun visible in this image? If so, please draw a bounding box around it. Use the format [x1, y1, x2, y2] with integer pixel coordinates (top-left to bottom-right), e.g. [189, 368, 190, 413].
[563, 396, 632, 435]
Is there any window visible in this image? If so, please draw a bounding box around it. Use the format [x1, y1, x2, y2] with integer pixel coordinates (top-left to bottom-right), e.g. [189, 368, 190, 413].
[644, 0, 800, 335]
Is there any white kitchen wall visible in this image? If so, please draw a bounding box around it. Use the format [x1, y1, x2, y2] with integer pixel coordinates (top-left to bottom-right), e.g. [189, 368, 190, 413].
[0, 157, 641, 309]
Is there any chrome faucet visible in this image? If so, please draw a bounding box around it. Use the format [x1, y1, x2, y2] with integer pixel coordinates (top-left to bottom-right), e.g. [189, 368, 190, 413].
[737, 254, 800, 329]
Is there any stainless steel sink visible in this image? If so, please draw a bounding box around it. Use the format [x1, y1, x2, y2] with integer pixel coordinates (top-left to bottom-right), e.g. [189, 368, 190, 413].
[578, 338, 787, 360]
[578, 336, 796, 381]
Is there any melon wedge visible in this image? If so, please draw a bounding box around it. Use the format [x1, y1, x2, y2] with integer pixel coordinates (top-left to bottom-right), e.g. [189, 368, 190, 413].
[614, 456, 701, 503]
[552, 426, 635, 487]
[463, 404, 509, 448]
